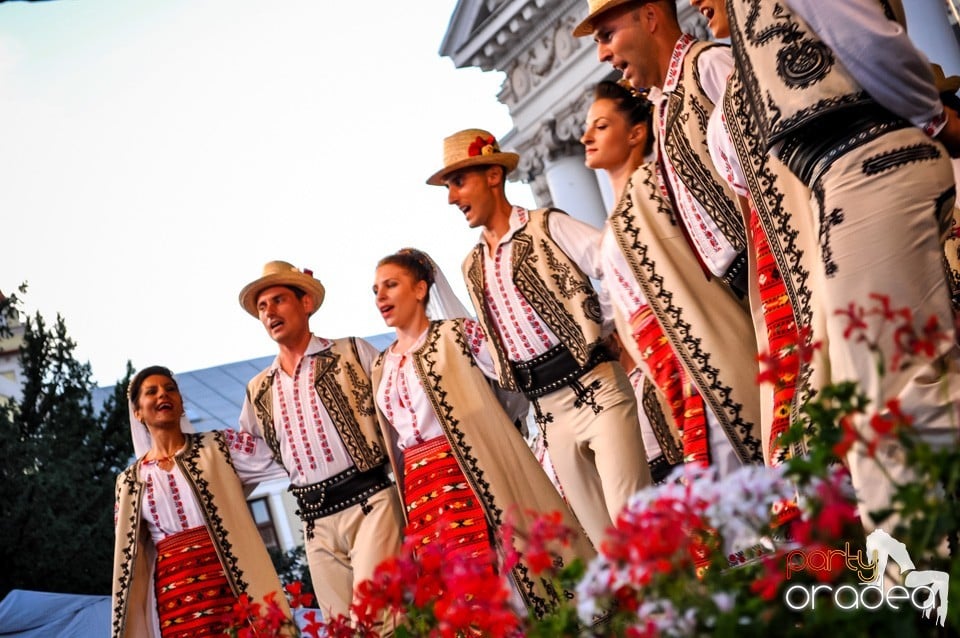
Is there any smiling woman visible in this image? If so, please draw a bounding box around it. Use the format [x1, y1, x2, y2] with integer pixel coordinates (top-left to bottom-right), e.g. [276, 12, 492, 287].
[111, 365, 293, 638]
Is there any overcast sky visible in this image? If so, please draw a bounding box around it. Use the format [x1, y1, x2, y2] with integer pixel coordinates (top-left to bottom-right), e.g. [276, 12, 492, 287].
[0, 0, 537, 385]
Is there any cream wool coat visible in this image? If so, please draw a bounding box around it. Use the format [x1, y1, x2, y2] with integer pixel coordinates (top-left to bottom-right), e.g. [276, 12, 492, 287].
[613, 164, 764, 465]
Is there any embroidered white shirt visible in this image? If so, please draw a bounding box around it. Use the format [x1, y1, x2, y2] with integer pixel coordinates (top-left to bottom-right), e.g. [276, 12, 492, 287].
[600, 224, 648, 320]
[238, 335, 380, 487]
[376, 320, 495, 450]
[481, 206, 611, 363]
[648, 34, 739, 278]
[706, 104, 749, 199]
[139, 430, 281, 544]
[785, 0, 944, 135]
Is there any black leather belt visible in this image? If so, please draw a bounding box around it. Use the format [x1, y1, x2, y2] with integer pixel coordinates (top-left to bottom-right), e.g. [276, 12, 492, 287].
[511, 343, 614, 399]
[722, 249, 749, 300]
[649, 454, 681, 485]
[290, 465, 392, 523]
[778, 103, 909, 187]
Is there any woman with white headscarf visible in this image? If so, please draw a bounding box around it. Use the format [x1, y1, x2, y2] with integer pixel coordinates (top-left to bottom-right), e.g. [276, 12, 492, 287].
[111, 365, 292, 638]
[370, 248, 595, 619]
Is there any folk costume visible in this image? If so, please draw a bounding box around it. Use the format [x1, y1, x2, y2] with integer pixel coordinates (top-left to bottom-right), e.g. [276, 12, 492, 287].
[112, 398, 290, 638]
[461, 204, 651, 546]
[625, 365, 682, 484]
[595, 33, 764, 474]
[727, 0, 960, 528]
[238, 262, 404, 620]
[612, 164, 765, 472]
[709, 67, 828, 468]
[372, 317, 596, 618]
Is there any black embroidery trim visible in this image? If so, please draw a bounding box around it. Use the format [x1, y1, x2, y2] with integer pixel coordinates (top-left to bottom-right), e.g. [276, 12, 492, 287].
[112, 469, 142, 637]
[611, 165, 763, 463]
[347, 337, 377, 418]
[466, 248, 519, 391]
[742, 0, 834, 89]
[314, 345, 384, 470]
[252, 374, 284, 466]
[571, 378, 604, 415]
[418, 322, 566, 618]
[662, 43, 747, 252]
[728, 0, 866, 146]
[512, 225, 593, 364]
[861, 143, 941, 176]
[936, 188, 960, 312]
[541, 238, 603, 324]
[723, 69, 815, 450]
[641, 377, 683, 464]
[183, 432, 248, 596]
[811, 181, 844, 278]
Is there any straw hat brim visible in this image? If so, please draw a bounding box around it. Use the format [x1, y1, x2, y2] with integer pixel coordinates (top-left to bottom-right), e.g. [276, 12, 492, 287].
[572, 0, 637, 37]
[931, 63, 960, 95]
[425, 153, 520, 186]
[939, 76, 960, 95]
[239, 273, 326, 317]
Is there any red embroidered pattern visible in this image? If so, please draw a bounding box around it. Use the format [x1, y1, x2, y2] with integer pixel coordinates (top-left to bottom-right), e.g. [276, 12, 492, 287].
[168, 472, 189, 529]
[145, 475, 163, 530]
[630, 305, 710, 466]
[275, 365, 311, 475]
[484, 241, 554, 361]
[750, 210, 799, 465]
[381, 354, 424, 445]
[306, 363, 335, 463]
[463, 318, 487, 357]
[224, 429, 257, 455]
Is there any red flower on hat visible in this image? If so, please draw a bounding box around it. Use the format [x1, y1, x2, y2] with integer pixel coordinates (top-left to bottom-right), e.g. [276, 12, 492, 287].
[467, 135, 497, 157]
[302, 268, 313, 276]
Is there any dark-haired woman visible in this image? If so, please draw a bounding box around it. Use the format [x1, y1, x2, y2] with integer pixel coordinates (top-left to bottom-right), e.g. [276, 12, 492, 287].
[371, 249, 595, 617]
[111, 366, 293, 638]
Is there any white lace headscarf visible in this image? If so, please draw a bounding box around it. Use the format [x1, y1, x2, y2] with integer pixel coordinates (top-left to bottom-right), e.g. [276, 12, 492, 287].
[127, 365, 195, 459]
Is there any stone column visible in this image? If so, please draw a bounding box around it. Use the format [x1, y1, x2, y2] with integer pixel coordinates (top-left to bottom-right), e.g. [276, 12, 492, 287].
[595, 170, 617, 214]
[514, 93, 609, 228]
[544, 154, 608, 228]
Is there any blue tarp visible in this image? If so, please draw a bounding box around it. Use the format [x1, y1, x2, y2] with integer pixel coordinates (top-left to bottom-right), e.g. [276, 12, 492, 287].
[0, 589, 322, 636]
[0, 590, 109, 637]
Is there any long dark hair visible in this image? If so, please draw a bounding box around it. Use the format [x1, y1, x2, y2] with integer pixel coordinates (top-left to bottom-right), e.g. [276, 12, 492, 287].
[128, 365, 177, 408]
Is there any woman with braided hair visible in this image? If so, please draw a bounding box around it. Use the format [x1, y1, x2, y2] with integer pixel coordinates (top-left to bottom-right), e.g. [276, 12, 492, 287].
[370, 248, 595, 617]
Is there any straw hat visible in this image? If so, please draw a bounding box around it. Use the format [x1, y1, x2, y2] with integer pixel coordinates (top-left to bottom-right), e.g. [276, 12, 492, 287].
[425, 128, 519, 186]
[239, 260, 326, 317]
[572, 0, 639, 38]
[932, 63, 960, 95]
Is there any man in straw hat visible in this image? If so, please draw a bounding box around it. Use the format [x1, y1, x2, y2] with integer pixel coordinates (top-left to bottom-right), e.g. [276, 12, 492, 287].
[719, 0, 960, 532]
[428, 127, 652, 546]
[574, 1, 767, 476]
[237, 261, 403, 625]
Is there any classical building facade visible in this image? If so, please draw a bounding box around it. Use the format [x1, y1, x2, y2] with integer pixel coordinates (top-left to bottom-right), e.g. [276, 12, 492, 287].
[440, 0, 960, 227]
[0, 294, 25, 405]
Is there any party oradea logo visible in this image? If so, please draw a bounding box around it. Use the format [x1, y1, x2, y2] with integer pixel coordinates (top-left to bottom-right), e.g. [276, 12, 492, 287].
[783, 529, 948, 626]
